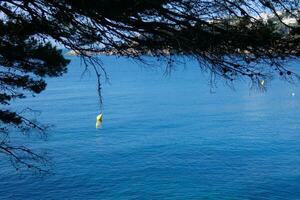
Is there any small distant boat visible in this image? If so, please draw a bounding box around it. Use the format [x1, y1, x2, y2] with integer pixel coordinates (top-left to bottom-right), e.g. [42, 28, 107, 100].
[96, 113, 103, 128]
[259, 80, 265, 86]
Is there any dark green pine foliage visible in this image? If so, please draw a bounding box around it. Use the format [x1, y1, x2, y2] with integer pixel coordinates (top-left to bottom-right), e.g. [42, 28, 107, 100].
[0, 20, 69, 126]
[0, 15, 69, 171]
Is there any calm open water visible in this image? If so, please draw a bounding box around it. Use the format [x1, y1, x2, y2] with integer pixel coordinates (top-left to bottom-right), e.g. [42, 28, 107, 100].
[0, 56, 300, 199]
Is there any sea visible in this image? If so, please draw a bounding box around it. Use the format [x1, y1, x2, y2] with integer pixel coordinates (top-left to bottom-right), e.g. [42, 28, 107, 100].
[0, 56, 299, 200]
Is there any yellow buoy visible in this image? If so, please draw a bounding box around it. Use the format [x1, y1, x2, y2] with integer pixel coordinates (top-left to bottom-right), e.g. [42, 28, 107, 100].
[259, 80, 265, 86]
[96, 113, 103, 128]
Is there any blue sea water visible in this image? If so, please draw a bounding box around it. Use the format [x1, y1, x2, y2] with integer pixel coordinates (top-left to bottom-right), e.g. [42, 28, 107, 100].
[0, 56, 300, 200]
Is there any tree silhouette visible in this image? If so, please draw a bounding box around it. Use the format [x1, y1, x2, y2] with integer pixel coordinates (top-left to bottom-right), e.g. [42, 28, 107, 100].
[0, 0, 299, 172]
